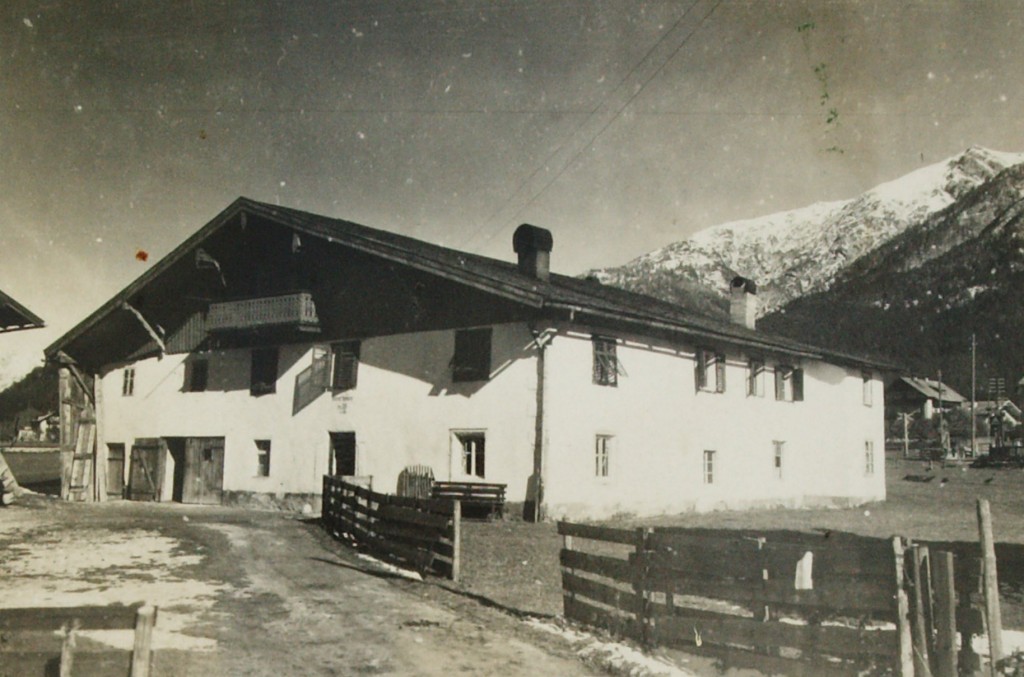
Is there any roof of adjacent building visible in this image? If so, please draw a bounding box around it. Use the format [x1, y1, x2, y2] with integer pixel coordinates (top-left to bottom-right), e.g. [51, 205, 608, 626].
[0, 289, 44, 334]
[47, 197, 898, 371]
[895, 376, 968, 403]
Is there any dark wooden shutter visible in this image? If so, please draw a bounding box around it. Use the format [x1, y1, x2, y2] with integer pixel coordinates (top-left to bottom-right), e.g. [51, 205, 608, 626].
[793, 368, 805, 401]
[715, 353, 727, 393]
[695, 350, 708, 390]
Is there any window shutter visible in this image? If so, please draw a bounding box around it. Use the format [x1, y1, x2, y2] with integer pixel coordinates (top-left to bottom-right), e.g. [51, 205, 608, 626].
[715, 354, 726, 393]
[311, 345, 331, 389]
[695, 350, 708, 390]
[331, 341, 360, 390]
[774, 368, 785, 400]
[793, 368, 805, 401]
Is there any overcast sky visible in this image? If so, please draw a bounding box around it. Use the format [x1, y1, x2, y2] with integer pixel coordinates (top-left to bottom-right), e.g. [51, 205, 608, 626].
[1, 0, 1022, 383]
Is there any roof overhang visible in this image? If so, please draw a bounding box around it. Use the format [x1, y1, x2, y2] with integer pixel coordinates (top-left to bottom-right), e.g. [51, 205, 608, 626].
[0, 290, 45, 334]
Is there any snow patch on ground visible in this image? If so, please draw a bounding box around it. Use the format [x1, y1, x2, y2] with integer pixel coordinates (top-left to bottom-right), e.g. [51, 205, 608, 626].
[524, 617, 698, 677]
[356, 553, 425, 581]
[0, 525, 224, 651]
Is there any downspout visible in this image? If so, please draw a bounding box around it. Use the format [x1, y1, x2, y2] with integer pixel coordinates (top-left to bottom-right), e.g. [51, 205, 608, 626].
[529, 326, 555, 522]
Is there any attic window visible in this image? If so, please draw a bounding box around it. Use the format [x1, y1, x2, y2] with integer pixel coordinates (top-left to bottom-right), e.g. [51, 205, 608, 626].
[122, 367, 135, 397]
[250, 347, 279, 396]
[452, 328, 491, 382]
[696, 349, 726, 393]
[747, 358, 765, 397]
[862, 371, 873, 406]
[592, 336, 623, 387]
[775, 365, 804, 402]
[184, 358, 209, 393]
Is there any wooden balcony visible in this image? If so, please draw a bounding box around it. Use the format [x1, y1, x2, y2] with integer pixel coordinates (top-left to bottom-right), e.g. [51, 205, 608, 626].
[206, 292, 320, 333]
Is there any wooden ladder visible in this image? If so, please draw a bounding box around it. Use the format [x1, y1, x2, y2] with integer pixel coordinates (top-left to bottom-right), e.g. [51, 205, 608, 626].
[67, 420, 96, 502]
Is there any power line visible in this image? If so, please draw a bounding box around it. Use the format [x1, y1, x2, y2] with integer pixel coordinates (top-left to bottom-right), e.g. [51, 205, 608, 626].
[467, 0, 724, 252]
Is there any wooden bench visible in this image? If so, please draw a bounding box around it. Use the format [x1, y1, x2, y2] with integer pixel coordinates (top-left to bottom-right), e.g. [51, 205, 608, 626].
[431, 481, 506, 519]
[0, 603, 156, 676]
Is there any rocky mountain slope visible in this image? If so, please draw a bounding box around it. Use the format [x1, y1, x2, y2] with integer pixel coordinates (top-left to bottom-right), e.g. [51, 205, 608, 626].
[592, 147, 1024, 315]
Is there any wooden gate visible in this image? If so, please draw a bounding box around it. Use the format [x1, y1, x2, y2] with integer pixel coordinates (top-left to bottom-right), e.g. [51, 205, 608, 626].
[128, 439, 165, 502]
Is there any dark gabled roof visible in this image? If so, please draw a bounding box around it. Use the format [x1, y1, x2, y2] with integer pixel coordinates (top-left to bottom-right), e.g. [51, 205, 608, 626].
[0, 289, 44, 334]
[47, 197, 896, 371]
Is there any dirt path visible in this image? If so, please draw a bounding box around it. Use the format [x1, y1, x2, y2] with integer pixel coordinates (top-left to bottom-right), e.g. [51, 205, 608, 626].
[1, 496, 600, 676]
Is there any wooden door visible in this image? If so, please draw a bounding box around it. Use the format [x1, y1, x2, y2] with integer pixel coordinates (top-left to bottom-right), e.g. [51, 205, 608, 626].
[182, 437, 224, 505]
[128, 439, 165, 501]
[106, 443, 125, 499]
[329, 432, 356, 476]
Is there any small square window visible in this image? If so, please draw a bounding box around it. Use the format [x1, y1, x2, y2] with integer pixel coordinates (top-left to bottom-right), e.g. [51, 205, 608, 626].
[748, 359, 765, 397]
[774, 366, 804, 402]
[122, 367, 135, 397]
[255, 439, 271, 477]
[696, 349, 726, 393]
[703, 449, 716, 485]
[592, 336, 622, 386]
[184, 359, 208, 392]
[453, 329, 491, 382]
[773, 441, 784, 480]
[595, 435, 613, 477]
[332, 341, 360, 391]
[456, 432, 486, 478]
[250, 347, 279, 396]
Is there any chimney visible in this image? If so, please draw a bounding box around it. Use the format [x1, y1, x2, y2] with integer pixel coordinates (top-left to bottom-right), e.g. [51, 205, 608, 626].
[513, 224, 553, 281]
[730, 276, 757, 329]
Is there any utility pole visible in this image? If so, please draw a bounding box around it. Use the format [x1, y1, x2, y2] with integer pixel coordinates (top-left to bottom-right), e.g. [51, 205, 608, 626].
[898, 412, 915, 459]
[971, 334, 977, 458]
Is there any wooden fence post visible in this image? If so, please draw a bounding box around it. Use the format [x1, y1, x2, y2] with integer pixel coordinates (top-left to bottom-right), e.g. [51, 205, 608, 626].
[450, 500, 461, 582]
[977, 499, 1003, 672]
[894, 537, 915, 677]
[911, 544, 934, 677]
[634, 528, 652, 648]
[932, 551, 958, 677]
[131, 604, 156, 677]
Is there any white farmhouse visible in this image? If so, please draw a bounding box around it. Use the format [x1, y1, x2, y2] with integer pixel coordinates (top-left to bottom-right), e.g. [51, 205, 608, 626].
[46, 198, 889, 520]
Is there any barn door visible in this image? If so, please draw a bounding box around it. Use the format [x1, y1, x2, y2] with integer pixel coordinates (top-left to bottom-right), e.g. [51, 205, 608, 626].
[182, 437, 224, 505]
[128, 438, 165, 501]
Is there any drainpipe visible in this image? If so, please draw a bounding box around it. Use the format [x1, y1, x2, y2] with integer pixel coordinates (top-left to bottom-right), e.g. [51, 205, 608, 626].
[529, 326, 555, 522]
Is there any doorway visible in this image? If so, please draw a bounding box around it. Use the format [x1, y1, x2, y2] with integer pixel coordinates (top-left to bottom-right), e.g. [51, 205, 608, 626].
[329, 432, 356, 476]
[166, 436, 225, 504]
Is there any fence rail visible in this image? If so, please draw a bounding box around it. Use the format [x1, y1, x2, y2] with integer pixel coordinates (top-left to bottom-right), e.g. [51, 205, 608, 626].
[557, 522, 991, 677]
[322, 475, 461, 580]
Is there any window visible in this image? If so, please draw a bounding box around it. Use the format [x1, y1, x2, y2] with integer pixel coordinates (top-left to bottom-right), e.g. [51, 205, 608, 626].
[773, 441, 784, 479]
[595, 435, 612, 477]
[696, 349, 726, 393]
[329, 432, 357, 476]
[332, 341, 360, 391]
[865, 440, 875, 476]
[250, 347, 279, 395]
[122, 367, 135, 397]
[184, 358, 208, 392]
[862, 371, 873, 406]
[255, 440, 271, 477]
[703, 450, 716, 484]
[592, 336, 622, 387]
[452, 328, 492, 382]
[457, 432, 486, 478]
[774, 366, 804, 402]
[748, 359, 765, 397]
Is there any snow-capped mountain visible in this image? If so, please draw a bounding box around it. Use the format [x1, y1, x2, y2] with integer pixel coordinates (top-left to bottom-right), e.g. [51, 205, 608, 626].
[592, 146, 1024, 315]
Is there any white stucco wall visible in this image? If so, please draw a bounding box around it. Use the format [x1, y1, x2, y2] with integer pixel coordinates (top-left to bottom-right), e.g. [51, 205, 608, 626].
[98, 320, 885, 519]
[540, 326, 886, 520]
[99, 322, 540, 501]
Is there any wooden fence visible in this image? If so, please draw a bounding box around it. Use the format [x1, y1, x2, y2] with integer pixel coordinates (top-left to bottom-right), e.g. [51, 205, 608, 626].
[558, 522, 999, 677]
[322, 475, 461, 580]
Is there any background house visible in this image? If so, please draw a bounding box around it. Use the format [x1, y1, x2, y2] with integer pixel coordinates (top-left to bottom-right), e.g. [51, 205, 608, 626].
[886, 376, 966, 421]
[45, 198, 891, 519]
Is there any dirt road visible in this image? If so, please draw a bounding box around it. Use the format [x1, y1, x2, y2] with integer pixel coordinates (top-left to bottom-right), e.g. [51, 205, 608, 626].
[1, 495, 600, 676]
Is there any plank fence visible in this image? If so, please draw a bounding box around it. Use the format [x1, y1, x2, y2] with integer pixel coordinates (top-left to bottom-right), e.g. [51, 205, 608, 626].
[322, 475, 461, 580]
[559, 521, 1001, 677]
[0, 602, 156, 677]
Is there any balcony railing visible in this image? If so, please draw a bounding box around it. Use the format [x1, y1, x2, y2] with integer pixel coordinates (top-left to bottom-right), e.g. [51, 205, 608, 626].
[206, 292, 320, 332]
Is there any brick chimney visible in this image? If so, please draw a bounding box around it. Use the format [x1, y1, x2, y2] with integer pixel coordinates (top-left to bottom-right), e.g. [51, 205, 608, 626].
[730, 276, 757, 329]
[513, 224, 553, 281]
